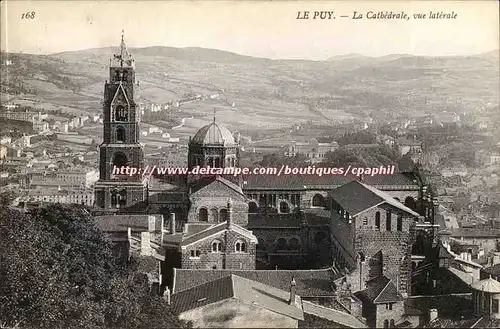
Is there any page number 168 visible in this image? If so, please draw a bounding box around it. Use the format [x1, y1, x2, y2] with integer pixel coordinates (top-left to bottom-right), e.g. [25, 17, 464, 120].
[22, 11, 36, 19]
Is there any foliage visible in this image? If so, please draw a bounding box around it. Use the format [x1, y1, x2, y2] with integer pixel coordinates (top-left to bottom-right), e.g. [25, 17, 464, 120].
[0, 204, 186, 329]
[336, 130, 377, 146]
[321, 146, 400, 168]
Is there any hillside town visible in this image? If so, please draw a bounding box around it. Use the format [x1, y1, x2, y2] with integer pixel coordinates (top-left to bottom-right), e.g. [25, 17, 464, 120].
[1, 30, 500, 329]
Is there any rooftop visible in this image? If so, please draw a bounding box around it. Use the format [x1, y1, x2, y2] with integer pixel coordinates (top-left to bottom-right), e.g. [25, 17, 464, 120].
[329, 180, 420, 217]
[171, 274, 304, 320]
[172, 268, 342, 297]
[191, 121, 236, 146]
[96, 214, 162, 232]
[354, 275, 404, 304]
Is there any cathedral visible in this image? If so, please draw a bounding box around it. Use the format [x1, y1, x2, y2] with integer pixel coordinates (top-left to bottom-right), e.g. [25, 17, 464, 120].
[94, 35, 438, 309]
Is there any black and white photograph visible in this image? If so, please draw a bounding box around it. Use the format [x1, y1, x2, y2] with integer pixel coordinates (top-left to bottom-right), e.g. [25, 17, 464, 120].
[1, 0, 499, 328]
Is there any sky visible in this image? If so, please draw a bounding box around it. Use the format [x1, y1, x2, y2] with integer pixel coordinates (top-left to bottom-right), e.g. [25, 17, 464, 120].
[1, 0, 499, 60]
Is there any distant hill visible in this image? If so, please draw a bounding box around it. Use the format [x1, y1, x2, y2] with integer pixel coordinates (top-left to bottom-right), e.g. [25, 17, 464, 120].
[0, 46, 498, 131]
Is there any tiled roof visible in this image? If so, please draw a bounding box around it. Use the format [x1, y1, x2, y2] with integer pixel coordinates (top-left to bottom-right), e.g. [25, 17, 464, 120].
[447, 267, 474, 286]
[483, 263, 500, 277]
[96, 214, 162, 232]
[428, 317, 480, 328]
[173, 268, 342, 297]
[302, 300, 366, 328]
[470, 276, 500, 293]
[243, 175, 354, 190]
[190, 175, 244, 195]
[171, 274, 304, 320]
[404, 294, 474, 319]
[355, 276, 403, 304]
[242, 172, 420, 190]
[191, 121, 236, 145]
[329, 181, 420, 217]
[473, 317, 500, 328]
[171, 275, 234, 314]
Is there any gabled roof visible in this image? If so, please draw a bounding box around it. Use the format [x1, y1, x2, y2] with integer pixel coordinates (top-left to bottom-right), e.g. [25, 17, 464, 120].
[171, 274, 304, 320]
[190, 175, 245, 197]
[180, 221, 257, 248]
[329, 180, 420, 217]
[172, 268, 342, 297]
[111, 82, 131, 107]
[355, 276, 404, 304]
[302, 301, 366, 328]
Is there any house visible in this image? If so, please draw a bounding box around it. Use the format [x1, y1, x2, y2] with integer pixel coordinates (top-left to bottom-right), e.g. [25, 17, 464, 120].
[354, 276, 405, 328]
[287, 138, 339, 163]
[169, 274, 304, 328]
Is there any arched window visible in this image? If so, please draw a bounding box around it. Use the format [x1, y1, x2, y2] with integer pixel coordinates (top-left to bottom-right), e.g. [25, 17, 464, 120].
[115, 105, 128, 121]
[211, 240, 222, 253]
[277, 238, 287, 250]
[211, 208, 219, 222]
[220, 209, 228, 222]
[113, 152, 128, 168]
[288, 238, 301, 250]
[279, 201, 290, 214]
[375, 211, 381, 230]
[383, 320, 389, 328]
[111, 190, 118, 207]
[214, 157, 221, 168]
[248, 202, 258, 213]
[312, 194, 325, 207]
[116, 126, 126, 142]
[118, 190, 127, 207]
[198, 208, 208, 222]
[314, 231, 326, 244]
[390, 319, 395, 328]
[235, 240, 246, 253]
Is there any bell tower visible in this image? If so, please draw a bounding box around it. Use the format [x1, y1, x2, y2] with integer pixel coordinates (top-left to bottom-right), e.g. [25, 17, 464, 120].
[94, 31, 147, 210]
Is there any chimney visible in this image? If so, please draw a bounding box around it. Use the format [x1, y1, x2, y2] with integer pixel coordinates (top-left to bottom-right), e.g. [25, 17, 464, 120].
[163, 286, 171, 305]
[148, 215, 156, 232]
[289, 277, 297, 305]
[140, 232, 152, 256]
[170, 213, 176, 235]
[429, 309, 438, 323]
[127, 227, 132, 240]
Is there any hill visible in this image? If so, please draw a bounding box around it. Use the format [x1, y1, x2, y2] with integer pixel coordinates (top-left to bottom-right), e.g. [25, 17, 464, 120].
[0, 47, 498, 133]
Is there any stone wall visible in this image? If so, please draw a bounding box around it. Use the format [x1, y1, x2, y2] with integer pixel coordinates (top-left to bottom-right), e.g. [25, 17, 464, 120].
[181, 229, 255, 270]
[375, 301, 405, 328]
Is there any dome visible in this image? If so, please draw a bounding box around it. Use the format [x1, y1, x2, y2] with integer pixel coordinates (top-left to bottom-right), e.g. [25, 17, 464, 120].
[191, 121, 236, 146]
[471, 276, 500, 293]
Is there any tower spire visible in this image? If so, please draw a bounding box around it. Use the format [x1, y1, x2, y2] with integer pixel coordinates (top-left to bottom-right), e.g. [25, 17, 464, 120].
[120, 29, 125, 58]
[213, 108, 216, 123]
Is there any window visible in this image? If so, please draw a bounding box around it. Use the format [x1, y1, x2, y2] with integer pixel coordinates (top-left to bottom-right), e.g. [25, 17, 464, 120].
[386, 210, 392, 231]
[375, 212, 381, 230]
[190, 249, 201, 258]
[211, 240, 222, 253]
[115, 105, 128, 121]
[211, 208, 219, 222]
[248, 202, 258, 213]
[493, 299, 499, 313]
[312, 194, 325, 207]
[383, 320, 389, 328]
[113, 152, 128, 168]
[198, 208, 208, 221]
[235, 240, 246, 253]
[288, 238, 301, 250]
[397, 215, 403, 231]
[390, 319, 395, 328]
[116, 126, 126, 142]
[363, 217, 368, 225]
[385, 303, 393, 310]
[279, 201, 290, 213]
[277, 238, 287, 250]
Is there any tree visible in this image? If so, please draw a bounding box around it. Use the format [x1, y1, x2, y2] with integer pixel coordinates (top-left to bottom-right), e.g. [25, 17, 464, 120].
[0, 204, 186, 329]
